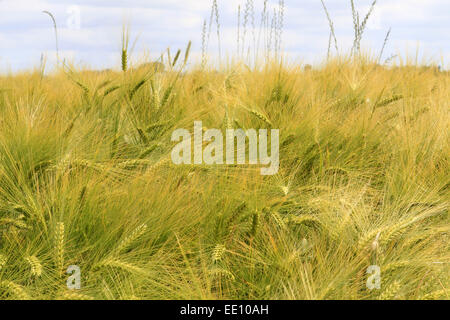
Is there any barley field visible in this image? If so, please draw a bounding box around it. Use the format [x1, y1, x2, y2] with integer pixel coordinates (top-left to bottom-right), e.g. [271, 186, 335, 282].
[0, 53, 448, 300]
[0, 1, 449, 301]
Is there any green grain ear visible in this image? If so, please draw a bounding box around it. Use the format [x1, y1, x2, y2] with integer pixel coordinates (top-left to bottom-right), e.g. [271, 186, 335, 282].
[121, 23, 130, 72]
[184, 41, 192, 65]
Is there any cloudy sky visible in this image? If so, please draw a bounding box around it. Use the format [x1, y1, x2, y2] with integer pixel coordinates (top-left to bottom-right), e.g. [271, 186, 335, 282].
[0, 0, 448, 71]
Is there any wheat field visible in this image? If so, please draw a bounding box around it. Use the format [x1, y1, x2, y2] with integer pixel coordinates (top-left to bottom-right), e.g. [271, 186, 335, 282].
[0, 1, 448, 300]
[0, 51, 448, 300]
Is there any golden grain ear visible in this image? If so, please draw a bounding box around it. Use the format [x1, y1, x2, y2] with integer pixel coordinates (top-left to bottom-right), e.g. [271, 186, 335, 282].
[25, 255, 43, 277]
[113, 224, 148, 255]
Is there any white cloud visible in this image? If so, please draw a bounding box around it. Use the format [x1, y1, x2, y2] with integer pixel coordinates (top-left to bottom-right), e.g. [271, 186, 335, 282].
[0, 0, 448, 71]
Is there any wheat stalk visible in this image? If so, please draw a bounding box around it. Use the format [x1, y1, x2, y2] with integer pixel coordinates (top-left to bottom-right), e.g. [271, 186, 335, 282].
[419, 289, 450, 300]
[250, 0, 256, 63]
[271, 211, 287, 230]
[26, 255, 43, 277]
[184, 41, 192, 66]
[250, 211, 260, 237]
[382, 260, 412, 273]
[103, 85, 120, 97]
[351, 0, 359, 55]
[113, 223, 148, 255]
[212, 244, 226, 263]
[206, 0, 215, 55]
[55, 222, 65, 276]
[356, 0, 377, 52]
[172, 49, 181, 68]
[226, 201, 247, 230]
[99, 258, 147, 275]
[42, 11, 59, 66]
[213, 0, 221, 61]
[121, 24, 130, 72]
[256, 0, 268, 63]
[0, 217, 29, 229]
[268, 8, 277, 59]
[209, 267, 235, 280]
[129, 77, 150, 100]
[320, 0, 339, 54]
[223, 109, 234, 130]
[378, 28, 392, 63]
[237, 5, 241, 58]
[378, 281, 401, 300]
[202, 19, 208, 68]
[374, 94, 403, 108]
[0, 253, 7, 270]
[277, 0, 285, 59]
[289, 214, 321, 226]
[357, 227, 384, 251]
[327, 30, 332, 61]
[1, 281, 30, 300]
[242, 0, 250, 59]
[241, 105, 273, 126]
[59, 290, 94, 300]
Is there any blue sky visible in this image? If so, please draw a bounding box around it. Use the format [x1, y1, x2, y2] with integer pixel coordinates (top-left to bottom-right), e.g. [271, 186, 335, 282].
[0, 0, 448, 71]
